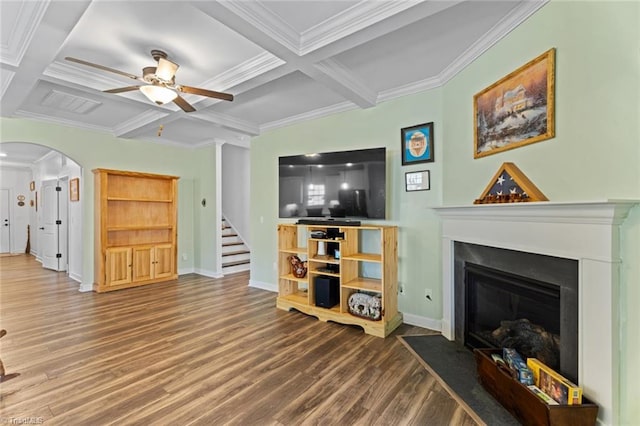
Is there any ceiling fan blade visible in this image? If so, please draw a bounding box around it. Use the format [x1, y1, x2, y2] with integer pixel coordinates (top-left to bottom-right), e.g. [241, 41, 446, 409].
[178, 85, 233, 102]
[156, 57, 179, 81]
[103, 86, 140, 94]
[65, 57, 141, 81]
[173, 95, 196, 113]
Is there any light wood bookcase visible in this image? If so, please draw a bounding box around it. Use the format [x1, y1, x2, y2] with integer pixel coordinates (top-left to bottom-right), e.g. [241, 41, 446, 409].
[93, 169, 178, 292]
[276, 223, 402, 337]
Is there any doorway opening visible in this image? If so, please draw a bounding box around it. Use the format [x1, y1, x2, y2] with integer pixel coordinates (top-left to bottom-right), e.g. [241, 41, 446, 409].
[0, 142, 83, 283]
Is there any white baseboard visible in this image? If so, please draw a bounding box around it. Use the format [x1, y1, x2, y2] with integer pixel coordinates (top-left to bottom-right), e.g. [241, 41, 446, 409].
[178, 267, 195, 275]
[249, 279, 277, 292]
[68, 272, 82, 283]
[402, 312, 442, 333]
[194, 268, 223, 279]
[78, 282, 93, 292]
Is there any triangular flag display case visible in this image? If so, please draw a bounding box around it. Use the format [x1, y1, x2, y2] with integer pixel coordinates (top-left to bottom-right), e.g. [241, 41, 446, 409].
[474, 162, 548, 204]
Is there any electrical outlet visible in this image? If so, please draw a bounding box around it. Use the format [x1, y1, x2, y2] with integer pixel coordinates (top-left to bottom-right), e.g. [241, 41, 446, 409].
[182, 253, 188, 261]
[425, 288, 433, 301]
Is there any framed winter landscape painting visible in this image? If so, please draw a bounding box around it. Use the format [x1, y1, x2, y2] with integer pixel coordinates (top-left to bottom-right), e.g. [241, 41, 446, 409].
[474, 48, 555, 159]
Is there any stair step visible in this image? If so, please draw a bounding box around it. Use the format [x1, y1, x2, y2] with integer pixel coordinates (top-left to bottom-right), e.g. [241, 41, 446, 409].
[222, 259, 250, 268]
[222, 241, 244, 247]
[222, 250, 250, 257]
[222, 233, 238, 238]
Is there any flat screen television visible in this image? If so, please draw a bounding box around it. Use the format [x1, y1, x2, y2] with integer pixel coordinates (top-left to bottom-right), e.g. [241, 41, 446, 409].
[279, 147, 386, 219]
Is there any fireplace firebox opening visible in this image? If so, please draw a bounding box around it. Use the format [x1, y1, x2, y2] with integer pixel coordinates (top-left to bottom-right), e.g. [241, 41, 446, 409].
[465, 263, 561, 369]
[454, 242, 578, 383]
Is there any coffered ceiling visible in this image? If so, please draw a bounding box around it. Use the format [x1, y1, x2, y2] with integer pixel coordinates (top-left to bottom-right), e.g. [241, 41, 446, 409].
[1, 0, 546, 153]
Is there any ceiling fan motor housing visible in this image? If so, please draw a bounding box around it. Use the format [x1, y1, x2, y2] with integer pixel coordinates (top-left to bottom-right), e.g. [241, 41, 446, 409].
[150, 49, 168, 62]
[143, 66, 158, 83]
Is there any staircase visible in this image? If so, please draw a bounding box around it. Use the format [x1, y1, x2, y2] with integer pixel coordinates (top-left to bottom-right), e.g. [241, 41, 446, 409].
[221, 218, 250, 275]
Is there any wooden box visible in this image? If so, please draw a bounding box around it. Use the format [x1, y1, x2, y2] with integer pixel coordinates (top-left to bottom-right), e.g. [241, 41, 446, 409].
[474, 349, 598, 426]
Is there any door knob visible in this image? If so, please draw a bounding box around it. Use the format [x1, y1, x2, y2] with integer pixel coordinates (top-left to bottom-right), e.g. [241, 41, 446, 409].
[3, 224, 8, 227]
[39, 227, 45, 230]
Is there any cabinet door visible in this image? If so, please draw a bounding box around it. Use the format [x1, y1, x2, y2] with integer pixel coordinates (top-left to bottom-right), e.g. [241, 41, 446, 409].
[132, 246, 154, 282]
[153, 244, 174, 279]
[106, 247, 132, 287]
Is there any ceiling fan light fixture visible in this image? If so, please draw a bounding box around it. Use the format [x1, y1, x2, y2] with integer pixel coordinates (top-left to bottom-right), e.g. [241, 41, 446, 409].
[156, 57, 179, 81]
[140, 85, 178, 105]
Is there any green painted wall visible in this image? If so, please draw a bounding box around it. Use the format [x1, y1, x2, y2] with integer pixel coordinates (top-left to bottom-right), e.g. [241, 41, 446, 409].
[0, 117, 217, 285]
[442, 1, 640, 203]
[1, 0, 638, 421]
[441, 2, 640, 423]
[250, 89, 445, 322]
[251, 1, 639, 422]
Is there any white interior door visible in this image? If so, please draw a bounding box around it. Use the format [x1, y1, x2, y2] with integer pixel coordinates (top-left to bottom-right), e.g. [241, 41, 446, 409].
[58, 177, 68, 271]
[0, 189, 10, 253]
[41, 179, 62, 271]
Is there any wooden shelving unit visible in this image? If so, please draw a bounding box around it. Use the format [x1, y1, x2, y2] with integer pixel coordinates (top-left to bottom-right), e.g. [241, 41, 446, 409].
[276, 223, 401, 337]
[93, 168, 179, 293]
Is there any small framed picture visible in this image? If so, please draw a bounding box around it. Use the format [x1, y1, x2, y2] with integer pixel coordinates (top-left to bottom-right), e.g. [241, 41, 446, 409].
[401, 122, 434, 165]
[405, 170, 430, 192]
[70, 177, 80, 201]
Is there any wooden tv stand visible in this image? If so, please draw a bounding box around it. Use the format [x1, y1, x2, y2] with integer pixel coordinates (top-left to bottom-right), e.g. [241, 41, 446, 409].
[276, 223, 401, 337]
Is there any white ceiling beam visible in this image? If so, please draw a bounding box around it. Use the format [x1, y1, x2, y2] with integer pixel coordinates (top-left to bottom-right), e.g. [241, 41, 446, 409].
[194, 1, 379, 108]
[0, 1, 92, 116]
[302, 1, 466, 62]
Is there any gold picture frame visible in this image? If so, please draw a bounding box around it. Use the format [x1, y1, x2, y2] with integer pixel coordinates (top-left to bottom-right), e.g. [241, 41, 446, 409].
[474, 48, 555, 159]
[70, 177, 80, 201]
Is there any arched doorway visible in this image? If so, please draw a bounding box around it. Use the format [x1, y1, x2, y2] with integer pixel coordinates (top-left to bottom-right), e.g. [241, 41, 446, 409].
[0, 142, 83, 284]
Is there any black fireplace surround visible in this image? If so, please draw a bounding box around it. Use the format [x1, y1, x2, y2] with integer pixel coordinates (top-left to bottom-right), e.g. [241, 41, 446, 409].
[454, 242, 579, 383]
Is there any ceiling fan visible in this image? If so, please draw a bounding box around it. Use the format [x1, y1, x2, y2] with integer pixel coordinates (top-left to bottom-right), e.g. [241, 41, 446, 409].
[65, 50, 233, 112]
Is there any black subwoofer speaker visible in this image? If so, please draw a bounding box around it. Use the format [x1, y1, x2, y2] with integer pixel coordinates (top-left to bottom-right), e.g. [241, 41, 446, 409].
[315, 276, 339, 308]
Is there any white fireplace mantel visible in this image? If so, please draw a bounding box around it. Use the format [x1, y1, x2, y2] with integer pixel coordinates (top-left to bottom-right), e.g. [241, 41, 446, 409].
[433, 200, 638, 425]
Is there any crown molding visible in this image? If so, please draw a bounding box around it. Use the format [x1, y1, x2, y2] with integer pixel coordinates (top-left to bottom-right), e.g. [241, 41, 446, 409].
[0, 0, 50, 66]
[261, 101, 355, 133]
[375, 0, 549, 103]
[377, 75, 443, 103]
[239, 1, 549, 136]
[136, 133, 200, 149]
[300, 1, 420, 55]
[313, 58, 377, 107]
[220, 1, 300, 54]
[112, 109, 169, 137]
[439, 0, 549, 85]
[203, 52, 285, 90]
[1, 69, 16, 99]
[44, 61, 130, 91]
[195, 111, 260, 136]
[14, 109, 111, 135]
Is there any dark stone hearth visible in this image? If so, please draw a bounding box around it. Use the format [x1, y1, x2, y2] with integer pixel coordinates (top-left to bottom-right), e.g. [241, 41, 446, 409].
[400, 334, 519, 425]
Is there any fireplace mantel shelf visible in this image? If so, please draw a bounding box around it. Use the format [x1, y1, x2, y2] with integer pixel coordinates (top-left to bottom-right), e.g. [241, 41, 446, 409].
[433, 200, 638, 225]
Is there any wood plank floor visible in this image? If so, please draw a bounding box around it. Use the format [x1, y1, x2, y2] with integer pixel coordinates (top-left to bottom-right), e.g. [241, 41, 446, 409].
[0, 254, 477, 425]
